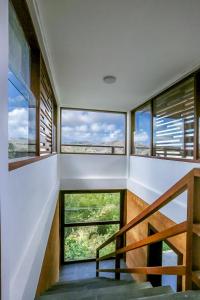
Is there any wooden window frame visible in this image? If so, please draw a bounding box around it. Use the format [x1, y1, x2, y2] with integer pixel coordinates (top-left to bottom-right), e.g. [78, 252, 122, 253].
[60, 107, 127, 156]
[60, 189, 126, 264]
[9, 0, 57, 172]
[131, 71, 200, 163]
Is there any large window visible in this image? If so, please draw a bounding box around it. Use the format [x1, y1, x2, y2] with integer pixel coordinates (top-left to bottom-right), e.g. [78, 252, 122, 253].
[61, 108, 126, 155]
[61, 191, 123, 262]
[8, 2, 36, 161]
[131, 75, 197, 161]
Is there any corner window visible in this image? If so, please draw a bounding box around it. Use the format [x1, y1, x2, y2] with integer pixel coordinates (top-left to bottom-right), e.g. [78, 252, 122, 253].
[61, 108, 126, 155]
[131, 75, 196, 161]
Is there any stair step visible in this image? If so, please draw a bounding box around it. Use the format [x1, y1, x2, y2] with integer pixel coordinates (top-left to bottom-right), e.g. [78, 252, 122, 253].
[37, 284, 172, 300]
[44, 279, 136, 295]
[134, 290, 200, 300]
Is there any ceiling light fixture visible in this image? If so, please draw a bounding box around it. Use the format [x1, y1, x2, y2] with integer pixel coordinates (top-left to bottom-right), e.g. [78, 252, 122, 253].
[103, 75, 116, 84]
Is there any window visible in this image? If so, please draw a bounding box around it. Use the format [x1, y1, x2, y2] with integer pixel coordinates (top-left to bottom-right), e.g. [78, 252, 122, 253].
[153, 77, 194, 159]
[61, 191, 123, 262]
[131, 75, 197, 161]
[61, 108, 126, 155]
[132, 103, 151, 156]
[8, 0, 57, 168]
[8, 71, 36, 160]
[9, 1, 30, 86]
[8, 2, 36, 161]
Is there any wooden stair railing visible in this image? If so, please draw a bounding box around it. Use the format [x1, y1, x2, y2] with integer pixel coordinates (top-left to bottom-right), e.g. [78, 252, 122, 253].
[96, 168, 200, 290]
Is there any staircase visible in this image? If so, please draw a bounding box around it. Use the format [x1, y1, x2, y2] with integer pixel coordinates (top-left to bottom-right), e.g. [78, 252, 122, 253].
[36, 277, 200, 299]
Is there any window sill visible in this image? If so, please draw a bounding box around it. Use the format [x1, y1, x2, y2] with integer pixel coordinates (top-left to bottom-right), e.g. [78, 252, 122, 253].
[130, 154, 200, 163]
[60, 152, 127, 156]
[9, 153, 57, 171]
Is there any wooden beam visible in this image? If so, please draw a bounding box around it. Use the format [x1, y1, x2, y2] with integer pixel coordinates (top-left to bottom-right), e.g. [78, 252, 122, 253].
[117, 221, 187, 255]
[97, 266, 186, 276]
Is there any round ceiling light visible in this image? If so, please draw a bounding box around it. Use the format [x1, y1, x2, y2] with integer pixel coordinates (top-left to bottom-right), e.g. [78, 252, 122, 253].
[103, 75, 116, 84]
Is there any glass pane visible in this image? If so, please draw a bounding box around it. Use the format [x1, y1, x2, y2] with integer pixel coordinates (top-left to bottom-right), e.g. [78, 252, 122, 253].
[64, 193, 120, 223]
[153, 77, 194, 159]
[8, 70, 36, 160]
[133, 103, 151, 155]
[64, 224, 119, 261]
[9, 2, 30, 86]
[61, 109, 126, 154]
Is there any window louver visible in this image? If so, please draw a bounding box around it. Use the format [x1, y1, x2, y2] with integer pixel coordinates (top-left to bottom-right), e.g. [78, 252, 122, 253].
[153, 77, 195, 159]
[40, 58, 54, 155]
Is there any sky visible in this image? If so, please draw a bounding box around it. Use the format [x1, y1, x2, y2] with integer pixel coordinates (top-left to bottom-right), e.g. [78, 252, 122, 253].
[8, 73, 36, 142]
[61, 109, 125, 146]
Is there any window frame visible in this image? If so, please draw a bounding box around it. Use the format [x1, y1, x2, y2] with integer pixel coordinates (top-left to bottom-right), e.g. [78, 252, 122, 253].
[8, 0, 58, 171]
[60, 189, 125, 264]
[60, 107, 127, 156]
[131, 72, 200, 163]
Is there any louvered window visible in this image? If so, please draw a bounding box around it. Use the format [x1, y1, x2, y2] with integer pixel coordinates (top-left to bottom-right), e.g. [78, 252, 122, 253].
[153, 77, 194, 159]
[40, 58, 57, 155]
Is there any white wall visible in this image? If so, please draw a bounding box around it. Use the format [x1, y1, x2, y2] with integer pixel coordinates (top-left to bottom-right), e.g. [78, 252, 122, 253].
[128, 156, 200, 223]
[0, 0, 9, 299]
[60, 154, 127, 190]
[6, 156, 59, 300]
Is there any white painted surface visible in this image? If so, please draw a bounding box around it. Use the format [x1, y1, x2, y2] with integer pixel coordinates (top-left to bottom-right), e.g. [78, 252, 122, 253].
[60, 154, 127, 190]
[6, 156, 59, 300]
[0, 0, 9, 299]
[33, 0, 200, 111]
[128, 156, 200, 222]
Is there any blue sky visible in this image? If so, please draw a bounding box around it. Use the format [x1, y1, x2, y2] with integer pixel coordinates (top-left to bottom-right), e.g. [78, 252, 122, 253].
[61, 109, 125, 145]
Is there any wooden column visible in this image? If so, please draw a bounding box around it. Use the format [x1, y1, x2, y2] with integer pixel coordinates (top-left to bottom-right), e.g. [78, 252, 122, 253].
[115, 236, 121, 280]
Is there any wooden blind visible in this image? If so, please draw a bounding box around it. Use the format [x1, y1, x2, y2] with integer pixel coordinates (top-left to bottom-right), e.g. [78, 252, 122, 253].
[153, 77, 195, 159]
[40, 58, 54, 155]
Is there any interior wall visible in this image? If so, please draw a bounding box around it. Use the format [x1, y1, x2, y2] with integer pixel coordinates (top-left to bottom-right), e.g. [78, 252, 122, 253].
[0, 0, 9, 299]
[128, 156, 200, 223]
[36, 199, 60, 296]
[126, 190, 186, 283]
[60, 154, 127, 190]
[6, 155, 60, 300]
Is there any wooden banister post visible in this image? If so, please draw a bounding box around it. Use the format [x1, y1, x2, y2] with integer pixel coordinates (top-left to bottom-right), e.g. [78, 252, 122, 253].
[185, 175, 200, 290]
[115, 236, 121, 280]
[96, 250, 99, 277]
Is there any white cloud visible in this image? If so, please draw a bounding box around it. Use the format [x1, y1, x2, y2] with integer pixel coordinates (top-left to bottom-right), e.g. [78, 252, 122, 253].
[8, 108, 29, 139]
[134, 131, 149, 143]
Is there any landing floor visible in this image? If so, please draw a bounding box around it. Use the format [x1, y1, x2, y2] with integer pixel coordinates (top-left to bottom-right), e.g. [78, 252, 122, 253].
[60, 259, 131, 282]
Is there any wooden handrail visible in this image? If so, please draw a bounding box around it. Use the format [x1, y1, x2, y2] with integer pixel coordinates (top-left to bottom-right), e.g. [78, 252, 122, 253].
[97, 221, 187, 262]
[97, 169, 193, 251]
[96, 168, 200, 290]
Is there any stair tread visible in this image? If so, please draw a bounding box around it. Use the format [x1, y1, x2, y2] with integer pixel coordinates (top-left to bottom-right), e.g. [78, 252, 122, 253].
[44, 279, 138, 294]
[37, 284, 173, 300]
[134, 290, 200, 300]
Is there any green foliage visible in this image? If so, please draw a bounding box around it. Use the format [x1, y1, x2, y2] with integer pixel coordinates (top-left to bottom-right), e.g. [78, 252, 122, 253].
[64, 193, 120, 261]
[163, 242, 171, 252]
[64, 193, 120, 223]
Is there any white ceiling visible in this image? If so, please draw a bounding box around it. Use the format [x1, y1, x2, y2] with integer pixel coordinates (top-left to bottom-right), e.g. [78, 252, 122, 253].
[35, 0, 200, 111]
